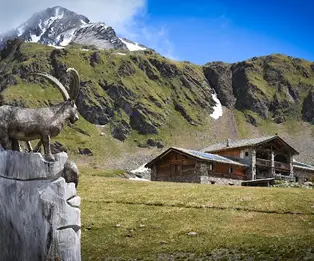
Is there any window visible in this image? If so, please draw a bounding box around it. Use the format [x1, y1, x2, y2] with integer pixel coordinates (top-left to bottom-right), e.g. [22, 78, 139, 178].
[245, 151, 249, 157]
[229, 167, 233, 174]
[171, 165, 182, 174]
[209, 163, 214, 171]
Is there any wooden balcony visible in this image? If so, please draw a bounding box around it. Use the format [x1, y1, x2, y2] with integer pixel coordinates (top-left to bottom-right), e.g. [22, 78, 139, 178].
[256, 158, 290, 170]
[256, 158, 271, 167]
[274, 161, 290, 170]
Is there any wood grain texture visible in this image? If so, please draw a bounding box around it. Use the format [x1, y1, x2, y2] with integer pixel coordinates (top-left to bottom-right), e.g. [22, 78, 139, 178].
[0, 150, 81, 261]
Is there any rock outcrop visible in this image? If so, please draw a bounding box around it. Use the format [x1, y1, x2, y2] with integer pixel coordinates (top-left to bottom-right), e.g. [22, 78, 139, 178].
[204, 54, 314, 123]
[0, 149, 81, 261]
[203, 62, 235, 108]
[302, 90, 314, 122]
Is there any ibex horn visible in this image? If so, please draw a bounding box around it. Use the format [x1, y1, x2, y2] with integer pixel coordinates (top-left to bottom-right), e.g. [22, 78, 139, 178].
[66, 68, 80, 101]
[30, 72, 70, 101]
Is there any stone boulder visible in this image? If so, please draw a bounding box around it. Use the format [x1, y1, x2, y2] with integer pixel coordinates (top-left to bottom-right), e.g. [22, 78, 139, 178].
[78, 147, 93, 156]
[146, 138, 164, 148]
[0, 150, 81, 261]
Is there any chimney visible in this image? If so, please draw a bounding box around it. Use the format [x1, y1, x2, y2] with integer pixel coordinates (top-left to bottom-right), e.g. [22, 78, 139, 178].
[226, 139, 231, 147]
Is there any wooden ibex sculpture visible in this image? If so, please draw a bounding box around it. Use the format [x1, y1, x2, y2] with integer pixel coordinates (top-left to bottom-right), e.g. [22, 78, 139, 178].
[0, 68, 80, 161]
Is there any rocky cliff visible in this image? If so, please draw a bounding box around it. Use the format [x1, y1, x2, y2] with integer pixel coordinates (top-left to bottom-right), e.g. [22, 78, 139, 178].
[204, 55, 314, 124]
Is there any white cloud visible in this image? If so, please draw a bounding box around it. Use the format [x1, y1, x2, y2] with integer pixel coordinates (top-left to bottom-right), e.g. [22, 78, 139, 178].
[142, 26, 177, 60]
[0, 0, 178, 60]
[121, 20, 178, 60]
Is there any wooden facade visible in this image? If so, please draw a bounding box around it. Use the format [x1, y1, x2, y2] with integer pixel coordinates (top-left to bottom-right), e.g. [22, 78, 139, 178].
[147, 149, 248, 185]
[146, 136, 314, 185]
[216, 148, 242, 158]
[152, 151, 201, 183]
[205, 136, 314, 184]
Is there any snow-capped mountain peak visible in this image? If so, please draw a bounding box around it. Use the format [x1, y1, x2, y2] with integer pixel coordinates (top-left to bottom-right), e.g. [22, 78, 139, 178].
[120, 38, 146, 51]
[0, 6, 146, 52]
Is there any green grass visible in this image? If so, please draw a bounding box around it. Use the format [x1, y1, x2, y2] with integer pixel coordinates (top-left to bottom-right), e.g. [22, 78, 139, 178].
[234, 110, 251, 137]
[247, 71, 275, 99]
[79, 167, 125, 177]
[2, 81, 63, 106]
[78, 170, 314, 260]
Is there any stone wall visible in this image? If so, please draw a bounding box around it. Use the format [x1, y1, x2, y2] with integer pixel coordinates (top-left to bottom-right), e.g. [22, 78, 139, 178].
[201, 176, 243, 186]
[294, 168, 314, 183]
[0, 149, 81, 261]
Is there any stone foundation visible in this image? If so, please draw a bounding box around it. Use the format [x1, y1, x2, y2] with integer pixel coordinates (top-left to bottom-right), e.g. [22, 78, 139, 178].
[294, 168, 314, 183]
[201, 176, 243, 186]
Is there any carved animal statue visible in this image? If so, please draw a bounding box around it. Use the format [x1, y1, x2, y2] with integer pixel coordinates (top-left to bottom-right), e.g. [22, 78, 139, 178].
[0, 68, 80, 161]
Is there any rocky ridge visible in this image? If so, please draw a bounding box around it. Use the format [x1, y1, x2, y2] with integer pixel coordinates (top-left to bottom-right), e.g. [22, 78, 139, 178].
[204, 55, 314, 125]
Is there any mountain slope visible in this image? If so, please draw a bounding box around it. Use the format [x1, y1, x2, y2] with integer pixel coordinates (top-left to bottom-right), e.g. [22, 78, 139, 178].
[0, 40, 219, 165]
[1, 40, 314, 168]
[0, 6, 146, 51]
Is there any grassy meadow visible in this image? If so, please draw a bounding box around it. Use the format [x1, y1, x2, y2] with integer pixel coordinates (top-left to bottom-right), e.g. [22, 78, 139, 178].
[78, 168, 314, 261]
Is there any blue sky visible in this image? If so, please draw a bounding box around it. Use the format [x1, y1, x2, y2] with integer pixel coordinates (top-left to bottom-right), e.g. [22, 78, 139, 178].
[127, 0, 314, 64]
[1, 0, 313, 64]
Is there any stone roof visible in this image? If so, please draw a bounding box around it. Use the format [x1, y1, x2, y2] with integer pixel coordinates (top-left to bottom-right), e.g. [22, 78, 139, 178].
[203, 135, 298, 154]
[145, 147, 249, 168]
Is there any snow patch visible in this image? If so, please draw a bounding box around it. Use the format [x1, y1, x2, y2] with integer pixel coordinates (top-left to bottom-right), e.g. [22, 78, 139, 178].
[30, 34, 41, 42]
[96, 23, 108, 29]
[115, 52, 127, 56]
[80, 19, 87, 25]
[80, 22, 108, 30]
[210, 91, 223, 120]
[131, 164, 149, 174]
[120, 38, 146, 51]
[129, 177, 150, 182]
[81, 48, 89, 51]
[48, 44, 64, 49]
[59, 28, 76, 46]
[30, 20, 45, 42]
[79, 23, 92, 29]
[17, 25, 25, 36]
[29, 7, 64, 43]
[44, 7, 64, 27]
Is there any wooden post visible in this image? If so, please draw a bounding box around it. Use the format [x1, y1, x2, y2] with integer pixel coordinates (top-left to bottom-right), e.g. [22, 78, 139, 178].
[270, 149, 275, 177]
[289, 154, 294, 177]
[251, 149, 256, 180]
